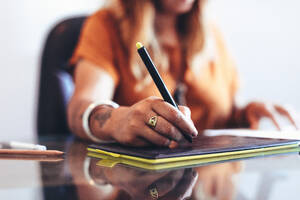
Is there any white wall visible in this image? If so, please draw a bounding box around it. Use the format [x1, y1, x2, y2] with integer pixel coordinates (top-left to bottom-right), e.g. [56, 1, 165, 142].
[0, 0, 102, 141]
[209, 0, 300, 108]
[0, 0, 299, 140]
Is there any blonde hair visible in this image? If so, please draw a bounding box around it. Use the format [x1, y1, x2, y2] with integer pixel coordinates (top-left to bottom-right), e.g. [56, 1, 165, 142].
[108, 0, 206, 89]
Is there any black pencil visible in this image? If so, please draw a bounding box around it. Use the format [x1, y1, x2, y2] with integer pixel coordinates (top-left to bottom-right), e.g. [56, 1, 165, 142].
[136, 42, 193, 143]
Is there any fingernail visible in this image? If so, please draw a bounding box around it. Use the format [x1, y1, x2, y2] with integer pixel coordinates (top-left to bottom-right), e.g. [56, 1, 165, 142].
[192, 128, 198, 137]
[169, 141, 178, 149]
[164, 139, 171, 147]
[187, 121, 198, 136]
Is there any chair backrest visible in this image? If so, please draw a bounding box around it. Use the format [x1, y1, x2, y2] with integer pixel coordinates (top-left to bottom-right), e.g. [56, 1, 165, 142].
[37, 16, 86, 136]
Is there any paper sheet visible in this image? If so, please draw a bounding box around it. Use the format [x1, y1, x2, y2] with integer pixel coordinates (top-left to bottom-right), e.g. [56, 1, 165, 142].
[204, 129, 300, 140]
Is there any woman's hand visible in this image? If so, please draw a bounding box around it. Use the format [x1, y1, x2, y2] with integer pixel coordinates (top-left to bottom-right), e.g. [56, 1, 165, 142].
[92, 96, 198, 148]
[236, 102, 299, 130]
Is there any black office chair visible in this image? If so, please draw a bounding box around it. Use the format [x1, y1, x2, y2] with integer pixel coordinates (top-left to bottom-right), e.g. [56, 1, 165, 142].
[37, 16, 87, 136]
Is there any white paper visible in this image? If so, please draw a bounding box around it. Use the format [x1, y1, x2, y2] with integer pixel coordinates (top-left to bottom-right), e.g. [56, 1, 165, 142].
[204, 129, 300, 140]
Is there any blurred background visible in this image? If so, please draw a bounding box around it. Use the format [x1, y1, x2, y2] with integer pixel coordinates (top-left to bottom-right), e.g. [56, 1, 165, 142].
[0, 0, 299, 141]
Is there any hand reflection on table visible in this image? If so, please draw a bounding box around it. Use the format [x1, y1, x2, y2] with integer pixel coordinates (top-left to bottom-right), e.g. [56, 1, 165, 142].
[193, 162, 242, 200]
[86, 158, 198, 200]
[67, 141, 242, 200]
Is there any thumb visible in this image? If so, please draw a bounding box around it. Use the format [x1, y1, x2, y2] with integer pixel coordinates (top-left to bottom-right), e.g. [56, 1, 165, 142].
[178, 106, 191, 119]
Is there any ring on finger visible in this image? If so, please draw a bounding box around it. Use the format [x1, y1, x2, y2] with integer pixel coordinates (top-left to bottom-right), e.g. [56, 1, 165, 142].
[147, 116, 158, 128]
[148, 184, 159, 199]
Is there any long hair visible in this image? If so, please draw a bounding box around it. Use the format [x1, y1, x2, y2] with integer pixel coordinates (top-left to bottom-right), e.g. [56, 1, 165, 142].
[109, 0, 206, 89]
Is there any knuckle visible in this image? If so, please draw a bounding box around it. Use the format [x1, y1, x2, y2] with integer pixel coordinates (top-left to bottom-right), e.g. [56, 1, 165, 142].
[144, 96, 159, 108]
[148, 96, 156, 100]
[168, 126, 177, 139]
[123, 134, 135, 144]
[144, 97, 153, 103]
[169, 108, 179, 119]
[145, 96, 158, 103]
[173, 111, 183, 124]
[128, 119, 139, 131]
[164, 124, 172, 134]
[159, 138, 169, 146]
[184, 106, 191, 113]
[169, 126, 176, 135]
[170, 126, 181, 141]
[182, 106, 191, 117]
[179, 105, 189, 111]
[131, 109, 143, 118]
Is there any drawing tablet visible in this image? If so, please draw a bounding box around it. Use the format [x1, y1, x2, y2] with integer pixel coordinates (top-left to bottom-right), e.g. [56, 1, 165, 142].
[87, 136, 300, 170]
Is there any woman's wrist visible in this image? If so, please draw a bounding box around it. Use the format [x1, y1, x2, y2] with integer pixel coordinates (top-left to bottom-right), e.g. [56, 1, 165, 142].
[89, 105, 117, 142]
[82, 100, 119, 143]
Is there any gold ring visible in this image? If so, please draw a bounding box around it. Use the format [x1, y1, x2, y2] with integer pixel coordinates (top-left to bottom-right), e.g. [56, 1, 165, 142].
[148, 116, 158, 128]
[149, 185, 159, 199]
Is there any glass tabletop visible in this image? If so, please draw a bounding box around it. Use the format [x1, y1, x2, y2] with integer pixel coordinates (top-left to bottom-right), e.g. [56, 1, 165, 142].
[0, 135, 299, 200]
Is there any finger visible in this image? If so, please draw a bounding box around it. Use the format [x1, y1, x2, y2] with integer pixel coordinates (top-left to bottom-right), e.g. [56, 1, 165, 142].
[134, 138, 154, 147]
[264, 105, 281, 130]
[247, 103, 281, 130]
[202, 176, 214, 198]
[151, 100, 198, 137]
[264, 111, 281, 130]
[139, 126, 171, 147]
[247, 113, 259, 130]
[160, 169, 198, 200]
[274, 105, 299, 130]
[123, 136, 152, 147]
[148, 170, 184, 198]
[232, 162, 243, 173]
[169, 141, 179, 149]
[217, 175, 234, 200]
[145, 112, 183, 142]
[154, 117, 183, 142]
[178, 106, 191, 119]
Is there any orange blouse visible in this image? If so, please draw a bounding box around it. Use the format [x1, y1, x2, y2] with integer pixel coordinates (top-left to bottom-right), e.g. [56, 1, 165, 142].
[70, 9, 239, 131]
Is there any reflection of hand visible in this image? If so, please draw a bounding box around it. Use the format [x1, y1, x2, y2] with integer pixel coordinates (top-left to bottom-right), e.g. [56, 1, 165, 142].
[91, 163, 198, 200]
[158, 169, 198, 200]
[193, 162, 242, 200]
[236, 102, 298, 130]
[68, 142, 120, 200]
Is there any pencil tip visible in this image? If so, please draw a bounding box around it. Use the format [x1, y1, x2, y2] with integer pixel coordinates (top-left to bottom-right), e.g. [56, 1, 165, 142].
[136, 42, 143, 49]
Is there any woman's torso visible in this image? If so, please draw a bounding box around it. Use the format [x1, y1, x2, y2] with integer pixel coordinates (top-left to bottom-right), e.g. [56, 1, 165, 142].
[71, 10, 239, 131]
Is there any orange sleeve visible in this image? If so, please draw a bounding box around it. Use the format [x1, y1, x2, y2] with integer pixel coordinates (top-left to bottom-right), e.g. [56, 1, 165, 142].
[70, 11, 120, 85]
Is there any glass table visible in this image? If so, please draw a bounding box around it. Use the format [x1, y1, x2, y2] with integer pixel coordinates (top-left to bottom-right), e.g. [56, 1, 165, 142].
[0, 135, 299, 200]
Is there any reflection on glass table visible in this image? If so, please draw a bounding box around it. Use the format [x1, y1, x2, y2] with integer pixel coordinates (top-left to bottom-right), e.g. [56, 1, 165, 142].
[84, 154, 241, 200]
[1, 136, 300, 200]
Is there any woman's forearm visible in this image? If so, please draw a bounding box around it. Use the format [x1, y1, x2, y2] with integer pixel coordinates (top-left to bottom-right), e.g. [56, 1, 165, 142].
[67, 98, 93, 140]
[67, 61, 119, 141]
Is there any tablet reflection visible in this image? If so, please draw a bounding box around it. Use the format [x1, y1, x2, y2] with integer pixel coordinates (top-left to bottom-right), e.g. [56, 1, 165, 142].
[66, 142, 242, 200]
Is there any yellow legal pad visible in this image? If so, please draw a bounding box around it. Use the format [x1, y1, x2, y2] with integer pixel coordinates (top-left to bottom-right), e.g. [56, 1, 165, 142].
[87, 136, 300, 171]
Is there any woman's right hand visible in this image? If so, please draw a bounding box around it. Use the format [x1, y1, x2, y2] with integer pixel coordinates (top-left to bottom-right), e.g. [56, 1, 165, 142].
[96, 96, 198, 148]
[68, 61, 197, 147]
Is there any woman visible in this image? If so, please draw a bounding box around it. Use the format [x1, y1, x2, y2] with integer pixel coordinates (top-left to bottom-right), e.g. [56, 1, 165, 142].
[68, 0, 296, 148]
